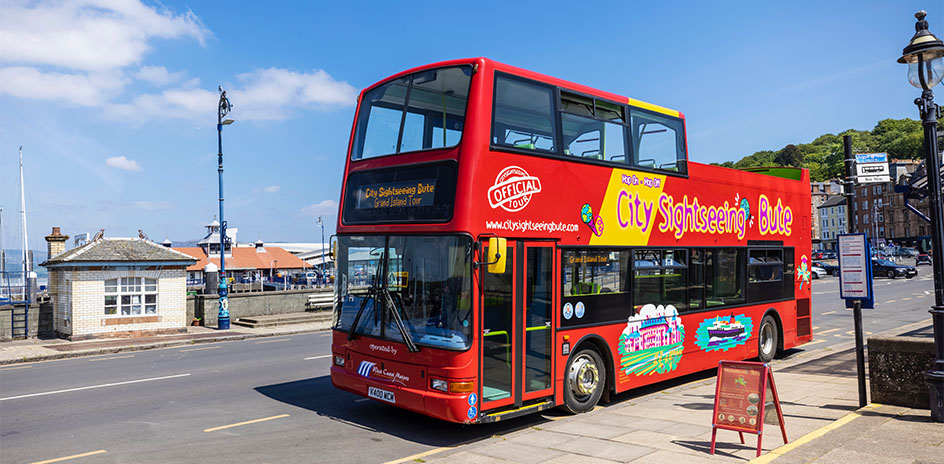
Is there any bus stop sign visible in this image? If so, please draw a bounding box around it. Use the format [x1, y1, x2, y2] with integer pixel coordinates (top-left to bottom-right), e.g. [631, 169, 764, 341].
[838, 233, 874, 309]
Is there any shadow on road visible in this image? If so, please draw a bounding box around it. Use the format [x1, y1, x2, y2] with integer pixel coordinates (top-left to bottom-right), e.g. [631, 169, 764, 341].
[254, 375, 548, 447]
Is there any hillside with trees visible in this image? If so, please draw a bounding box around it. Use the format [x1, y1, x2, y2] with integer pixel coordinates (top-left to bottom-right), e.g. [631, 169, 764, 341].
[713, 117, 944, 182]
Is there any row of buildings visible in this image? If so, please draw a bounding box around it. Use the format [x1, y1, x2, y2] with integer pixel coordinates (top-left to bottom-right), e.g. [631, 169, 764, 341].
[813, 159, 932, 251]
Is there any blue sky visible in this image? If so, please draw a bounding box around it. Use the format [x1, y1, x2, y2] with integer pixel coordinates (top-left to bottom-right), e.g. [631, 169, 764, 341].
[0, 1, 940, 250]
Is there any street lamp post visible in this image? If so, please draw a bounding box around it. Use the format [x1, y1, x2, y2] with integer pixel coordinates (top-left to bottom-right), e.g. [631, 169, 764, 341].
[317, 215, 326, 286]
[898, 10, 944, 422]
[217, 86, 235, 330]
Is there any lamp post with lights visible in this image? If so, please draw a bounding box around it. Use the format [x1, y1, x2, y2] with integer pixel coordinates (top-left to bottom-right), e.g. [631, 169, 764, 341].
[898, 10, 944, 422]
[217, 87, 235, 330]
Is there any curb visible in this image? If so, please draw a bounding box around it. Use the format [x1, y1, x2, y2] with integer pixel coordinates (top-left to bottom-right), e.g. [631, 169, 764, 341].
[0, 326, 331, 366]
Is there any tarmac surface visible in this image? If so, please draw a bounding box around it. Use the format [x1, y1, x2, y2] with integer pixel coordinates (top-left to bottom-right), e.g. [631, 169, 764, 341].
[1, 319, 941, 463]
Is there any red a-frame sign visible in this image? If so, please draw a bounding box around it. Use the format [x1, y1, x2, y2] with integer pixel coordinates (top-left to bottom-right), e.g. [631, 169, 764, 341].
[710, 360, 787, 457]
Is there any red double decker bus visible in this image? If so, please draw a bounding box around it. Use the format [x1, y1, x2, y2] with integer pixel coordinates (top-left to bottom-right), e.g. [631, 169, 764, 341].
[330, 58, 812, 424]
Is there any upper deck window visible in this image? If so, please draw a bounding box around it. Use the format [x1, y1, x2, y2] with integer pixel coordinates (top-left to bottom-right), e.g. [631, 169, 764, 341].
[630, 109, 686, 173]
[351, 65, 472, 160]
[492, 75, 558, 152]
[560, 92, 628, 164]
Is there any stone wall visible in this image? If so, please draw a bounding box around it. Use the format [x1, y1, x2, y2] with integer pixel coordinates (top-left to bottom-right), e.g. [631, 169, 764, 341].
[0, 302, 51, 341]
[868, 335, 936, 408]
[189, 289, 320, 327]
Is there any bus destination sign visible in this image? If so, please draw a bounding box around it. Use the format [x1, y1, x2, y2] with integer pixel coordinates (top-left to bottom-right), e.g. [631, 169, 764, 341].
[356, 180, 437, 210]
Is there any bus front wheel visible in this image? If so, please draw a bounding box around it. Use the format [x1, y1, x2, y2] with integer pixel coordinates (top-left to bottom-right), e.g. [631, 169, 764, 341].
[758, 315, 779, 363]
[563, 347, 605, 414]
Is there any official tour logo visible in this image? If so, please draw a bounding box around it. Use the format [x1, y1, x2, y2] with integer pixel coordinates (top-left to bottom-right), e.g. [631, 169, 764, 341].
[488, 166, 542, 212]
[358, 361, 377, 377]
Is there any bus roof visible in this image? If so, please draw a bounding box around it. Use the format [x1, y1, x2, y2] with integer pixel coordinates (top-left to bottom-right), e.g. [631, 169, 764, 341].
[360, 57, 684, 119]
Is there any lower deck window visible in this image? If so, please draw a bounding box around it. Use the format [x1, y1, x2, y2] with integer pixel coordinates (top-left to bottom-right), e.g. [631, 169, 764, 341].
[633, 249, 687, 311]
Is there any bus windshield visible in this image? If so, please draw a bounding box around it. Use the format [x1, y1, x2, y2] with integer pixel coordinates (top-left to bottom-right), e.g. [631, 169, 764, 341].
[350, 65, 473, 160]
[334, 235, 473, 350]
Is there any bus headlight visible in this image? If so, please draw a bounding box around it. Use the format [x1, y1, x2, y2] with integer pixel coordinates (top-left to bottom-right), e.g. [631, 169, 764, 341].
[334, 355, 345, 367]
[431, 378, 448, 392]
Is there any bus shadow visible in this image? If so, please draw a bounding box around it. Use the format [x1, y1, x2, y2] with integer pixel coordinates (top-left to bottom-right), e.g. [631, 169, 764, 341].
[254, 375, 548, 447]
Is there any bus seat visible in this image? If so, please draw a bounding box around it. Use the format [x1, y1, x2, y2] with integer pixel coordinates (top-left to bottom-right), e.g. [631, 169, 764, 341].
[660, 162, 678, 172]
[582, 149, 602, 160]
[638, 158, 656, 168]
[609, 154, 627, 162]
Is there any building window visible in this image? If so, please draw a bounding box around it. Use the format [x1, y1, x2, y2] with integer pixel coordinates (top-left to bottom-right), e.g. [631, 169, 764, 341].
[104, 277, 157, 315]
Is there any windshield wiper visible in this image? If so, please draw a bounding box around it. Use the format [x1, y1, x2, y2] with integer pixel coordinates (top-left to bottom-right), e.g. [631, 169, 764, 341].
[347, 282, 379, 341]
[347, 241, 419, 352]
[382, 287, 418, 352]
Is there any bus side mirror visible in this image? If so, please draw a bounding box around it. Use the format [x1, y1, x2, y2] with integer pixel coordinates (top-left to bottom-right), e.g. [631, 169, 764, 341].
[487, 237, 507, 274]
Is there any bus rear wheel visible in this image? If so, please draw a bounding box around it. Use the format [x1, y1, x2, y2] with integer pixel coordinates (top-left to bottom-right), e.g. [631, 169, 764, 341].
[758, 315, 779, 363]
[563, 347, 606, 414]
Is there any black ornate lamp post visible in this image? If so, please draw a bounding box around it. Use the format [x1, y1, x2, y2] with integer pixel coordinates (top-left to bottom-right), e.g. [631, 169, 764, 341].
[217, 87, 235, 330]
[898, 10, 944, 422]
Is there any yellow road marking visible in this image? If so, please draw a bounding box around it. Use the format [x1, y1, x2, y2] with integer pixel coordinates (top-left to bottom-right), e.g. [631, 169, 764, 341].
[384, 446, 454, 464]
[254, 338, 291, 344]
[801, 339, 827, 347]
[885, 300, 896, 303]
[31, 450, 106, 464]
[180, 345, 220, 353]
[88, 355, 134, 362]
[816, 328, 840, 335]
[749, 404, 877, 464]
[821, 311, 837, 315]
[204, 414, 289, 432]
[846, 330, 872, 336]
[902, 297, 912, 301]
[0, 364, 32, 371]
[812, 326, 820, 330]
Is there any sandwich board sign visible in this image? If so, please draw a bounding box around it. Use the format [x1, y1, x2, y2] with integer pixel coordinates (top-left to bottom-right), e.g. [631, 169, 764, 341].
[710, 360, 787, 457]
[855, 152, 890, 184]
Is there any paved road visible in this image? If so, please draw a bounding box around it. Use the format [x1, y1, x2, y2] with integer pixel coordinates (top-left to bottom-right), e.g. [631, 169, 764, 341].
[809, 268, 934, 350]
[0, 274, 934, 464]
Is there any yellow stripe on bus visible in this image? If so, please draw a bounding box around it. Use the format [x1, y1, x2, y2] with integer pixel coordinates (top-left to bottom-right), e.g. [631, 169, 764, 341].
[627, 97, 681, 118]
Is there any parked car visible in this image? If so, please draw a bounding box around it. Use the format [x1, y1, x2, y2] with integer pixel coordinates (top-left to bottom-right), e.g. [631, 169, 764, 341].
[898, 247, 918, 258]
[916, 253, 932, 266]
[810, 265, 826, 279]
[872, 259, 917, 279]
[813, 260, 840, 277]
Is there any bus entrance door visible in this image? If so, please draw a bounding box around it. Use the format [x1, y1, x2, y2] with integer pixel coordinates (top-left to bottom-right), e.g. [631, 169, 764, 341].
[481, 241, 555, 415]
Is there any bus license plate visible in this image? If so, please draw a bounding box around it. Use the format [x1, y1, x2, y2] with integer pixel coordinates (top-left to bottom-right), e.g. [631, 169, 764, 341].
[368, 386, 395, 404]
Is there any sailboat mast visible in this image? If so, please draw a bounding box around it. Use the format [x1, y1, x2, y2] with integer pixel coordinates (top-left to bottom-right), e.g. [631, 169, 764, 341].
[19, 146, 30, 273]
[0, 206, 5, 273]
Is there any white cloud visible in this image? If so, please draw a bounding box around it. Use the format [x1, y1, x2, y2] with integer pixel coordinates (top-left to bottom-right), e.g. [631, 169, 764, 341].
[232, 68, 358, 120]
[104, 87, 218, 121]
[0, 66, 128, 106]
[263, 185, 280, 193]
[106, 155, 142, 171]
[136, 66, 185, 86]
[300, 200, 338, 217]
[0, 0, 209, 71]
[104, 68, 355, 122]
